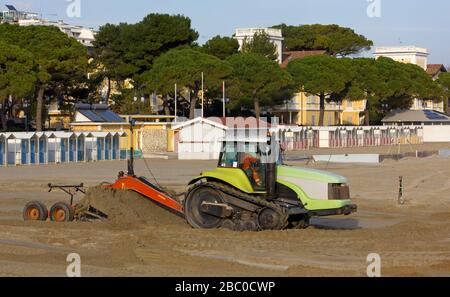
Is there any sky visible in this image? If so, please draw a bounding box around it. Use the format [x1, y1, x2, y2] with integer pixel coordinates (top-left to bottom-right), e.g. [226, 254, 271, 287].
[2, 0, 450, 65]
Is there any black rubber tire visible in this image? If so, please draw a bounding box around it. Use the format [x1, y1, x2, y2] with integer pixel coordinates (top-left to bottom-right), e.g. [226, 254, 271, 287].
[50, 202, 75, 222]
[184, 185, 226, 229]
[23, 201, 48, 221]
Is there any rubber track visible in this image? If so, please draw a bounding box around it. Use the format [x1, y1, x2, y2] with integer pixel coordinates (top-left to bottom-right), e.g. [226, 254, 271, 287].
[186, 181, 289, 230]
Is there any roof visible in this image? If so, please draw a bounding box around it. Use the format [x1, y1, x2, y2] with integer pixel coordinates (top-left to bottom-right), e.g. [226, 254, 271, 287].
[382, 109, 450, 123]
[210, 117, 273, 129]
[75, 104, 124, 123]
[281, 50, 326, 68]
[172, 117, 275, 130]
[426, 64, 447, 77]
[172, 117, 228, 130]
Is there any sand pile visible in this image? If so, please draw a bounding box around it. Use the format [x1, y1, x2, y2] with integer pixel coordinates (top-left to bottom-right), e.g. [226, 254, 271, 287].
[81, 186, 186, 227]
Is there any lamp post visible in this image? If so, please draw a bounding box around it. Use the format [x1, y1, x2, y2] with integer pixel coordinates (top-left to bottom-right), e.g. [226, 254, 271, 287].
[201, 72, 204, 118]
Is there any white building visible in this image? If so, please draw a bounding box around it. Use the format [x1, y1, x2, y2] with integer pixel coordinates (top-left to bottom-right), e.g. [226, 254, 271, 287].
[235, 28, 284, 64]
[374, 46, 446, 113]
[18, 19, 96, 47]
[374, 46, 429, 70]
[0, 5, 95, 47]
[0, 4, 38, 23]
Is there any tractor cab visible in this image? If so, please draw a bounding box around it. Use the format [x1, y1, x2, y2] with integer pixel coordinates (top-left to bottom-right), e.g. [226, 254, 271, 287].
[217, 140, 281, 193]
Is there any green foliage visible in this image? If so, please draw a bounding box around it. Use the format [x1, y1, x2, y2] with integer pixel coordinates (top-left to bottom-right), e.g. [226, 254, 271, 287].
[241, 32, 278, 61]
[274, 24, 373, 56]
[287, 55, 353, 125]
[437, 72, 450, 93]
[0, 41, 36, 99]
[287, 55, 353, 97]
[226, 53, 293, 117]
[145, 48, 232, 118]
[94, 13, 199, 87]
[0, 25, 87, 84]
[0, 24, 88, 130]
[203, 35, 239, 60]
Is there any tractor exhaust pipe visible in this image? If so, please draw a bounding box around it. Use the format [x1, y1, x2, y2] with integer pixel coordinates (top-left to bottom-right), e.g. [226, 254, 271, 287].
[127, 118, 136, 176]
[265, 132, 278, 199]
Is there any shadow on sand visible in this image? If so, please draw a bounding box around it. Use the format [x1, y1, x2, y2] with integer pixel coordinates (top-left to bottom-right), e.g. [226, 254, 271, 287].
[310, 217, 362, 230]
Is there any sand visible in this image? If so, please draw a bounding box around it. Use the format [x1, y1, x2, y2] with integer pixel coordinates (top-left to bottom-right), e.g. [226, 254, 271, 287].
[0, 143, 449, 276]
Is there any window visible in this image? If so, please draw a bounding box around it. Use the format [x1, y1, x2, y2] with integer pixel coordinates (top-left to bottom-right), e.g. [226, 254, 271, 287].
[311, 115, 315, 125]
[219, 143, 239, 168]
[306, 95, 316, 104]
[218, 142, 266, 191]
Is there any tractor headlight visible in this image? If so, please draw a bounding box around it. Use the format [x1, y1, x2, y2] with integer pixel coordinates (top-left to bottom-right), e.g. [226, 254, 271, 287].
[328, 183, 350, 200]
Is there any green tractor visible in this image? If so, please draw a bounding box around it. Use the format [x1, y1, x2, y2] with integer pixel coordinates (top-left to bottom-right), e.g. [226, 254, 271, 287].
[184, 137, 357, 231]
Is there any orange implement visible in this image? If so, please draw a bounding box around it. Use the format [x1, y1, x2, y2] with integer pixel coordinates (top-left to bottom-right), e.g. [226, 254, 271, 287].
[106, 175, 184, 214]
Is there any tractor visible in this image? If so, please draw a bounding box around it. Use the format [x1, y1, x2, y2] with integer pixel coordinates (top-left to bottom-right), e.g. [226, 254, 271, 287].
[183, 136, 356, 231]
[23, 129, 356, 231]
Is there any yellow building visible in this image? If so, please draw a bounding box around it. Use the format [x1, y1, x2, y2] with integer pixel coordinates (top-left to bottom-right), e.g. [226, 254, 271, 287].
[273, 92, 367, 126]
[70, 105, 175, 154]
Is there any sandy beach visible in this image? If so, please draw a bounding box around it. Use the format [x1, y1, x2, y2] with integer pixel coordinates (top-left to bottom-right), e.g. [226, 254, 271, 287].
[0, 144, 449, 276]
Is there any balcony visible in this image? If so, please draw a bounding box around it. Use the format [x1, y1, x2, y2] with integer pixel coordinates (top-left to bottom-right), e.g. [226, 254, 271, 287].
[273, 102, 342, 112]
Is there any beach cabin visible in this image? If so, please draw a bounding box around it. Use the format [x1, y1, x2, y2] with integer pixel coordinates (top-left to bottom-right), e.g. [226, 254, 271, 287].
[75, 132, 86, 162]
[0, 134, 6, 166]
[15, 133, 37, 165]
[35, 133, 48, 164]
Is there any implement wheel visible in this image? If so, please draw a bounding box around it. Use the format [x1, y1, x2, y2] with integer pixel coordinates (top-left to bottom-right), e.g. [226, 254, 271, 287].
[23, 201, 48, 221]
[184, 185, 226, 229]
[50, 202, 75, 222]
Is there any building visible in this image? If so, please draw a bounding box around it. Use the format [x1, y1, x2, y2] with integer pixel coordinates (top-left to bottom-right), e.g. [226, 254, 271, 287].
[71, 104, 174, 155]
[0, 5, 96, 48]
[382, 109, 450, 126]
[172, 117, 274, 160]
[427, 64, 447, 80]
[235, 28, 284, 64]
[274, 93, 367, 126]
[280, 50, 326, 68]
[0, 4, 38, 23]
[374, 46, 446, 113]
[18, 19, 96, 48]
[273, 50, 367, 126]
[374, 46, 429, 70]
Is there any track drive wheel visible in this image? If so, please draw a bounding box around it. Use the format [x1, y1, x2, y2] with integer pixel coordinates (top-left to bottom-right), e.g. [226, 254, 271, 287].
[184, 185, 226, 229]
[50, 202, 75, 222]
[23, 201, 48, 221]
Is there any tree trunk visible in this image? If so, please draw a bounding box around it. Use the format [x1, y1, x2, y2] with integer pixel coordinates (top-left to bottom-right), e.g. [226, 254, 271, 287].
[163, 95, 171, 116]
[105, 77, 111, 103]
[365, 100, 370, 126]
[189, 96, 198, 119]
[36, 85, 45, 132]
[0, 102, 7, 132]
[319, 93, 325, 126]
[254, 98, 261, 120]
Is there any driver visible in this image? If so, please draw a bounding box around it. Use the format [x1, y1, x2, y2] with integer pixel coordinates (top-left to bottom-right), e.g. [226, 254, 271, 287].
[241, 153, 263, 187]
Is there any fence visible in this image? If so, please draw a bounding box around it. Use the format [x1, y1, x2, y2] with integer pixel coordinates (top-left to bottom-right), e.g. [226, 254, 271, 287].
[0, 131, 129, 167]
[278, 126, 423, 151]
